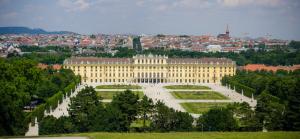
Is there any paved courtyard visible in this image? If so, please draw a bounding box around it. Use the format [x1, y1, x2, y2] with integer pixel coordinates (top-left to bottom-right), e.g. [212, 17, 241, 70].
[93, 83, 257, 118]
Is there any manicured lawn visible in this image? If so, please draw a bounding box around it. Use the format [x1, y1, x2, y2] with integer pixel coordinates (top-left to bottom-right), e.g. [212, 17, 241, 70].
[171, 91, 228, 100]
[66, 132, 300, 139]
[96, 85, 142, 89]
[164, 85, 210, 90]
[97, 91, 144, 99]
[181, 102, 230, 114]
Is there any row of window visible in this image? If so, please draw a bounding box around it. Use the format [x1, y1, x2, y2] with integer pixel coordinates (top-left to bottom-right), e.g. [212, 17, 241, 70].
[67, 66, 234, 70]
[82, 72, 232, 78]
[136, 59, 165, 64]
[85, 78, 217, 83]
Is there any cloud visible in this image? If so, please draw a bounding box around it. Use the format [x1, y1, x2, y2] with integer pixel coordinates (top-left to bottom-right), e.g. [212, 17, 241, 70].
[58, 0, 90, 12]
[219, 0, 282, 7]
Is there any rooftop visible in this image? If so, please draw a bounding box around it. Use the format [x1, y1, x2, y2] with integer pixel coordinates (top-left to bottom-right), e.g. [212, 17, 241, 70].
[64, 56, 235, 65]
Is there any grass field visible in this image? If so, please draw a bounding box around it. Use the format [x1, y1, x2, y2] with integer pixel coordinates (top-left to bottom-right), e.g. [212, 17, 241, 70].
[97, 91, 144, 99]
[181, 102, 230, 114]
[65, 132, 300, 139]
[164, 85, 211, 90]
[96, 85, 142, 89]
[171, 91, 228, 100]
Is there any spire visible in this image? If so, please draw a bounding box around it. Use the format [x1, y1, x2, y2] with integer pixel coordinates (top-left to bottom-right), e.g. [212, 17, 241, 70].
[226, 24, 229, 34]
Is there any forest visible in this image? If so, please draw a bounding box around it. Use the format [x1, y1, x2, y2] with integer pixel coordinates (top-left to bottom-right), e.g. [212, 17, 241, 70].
[0, 58, 79, 135]
[222, 70, 300, 131]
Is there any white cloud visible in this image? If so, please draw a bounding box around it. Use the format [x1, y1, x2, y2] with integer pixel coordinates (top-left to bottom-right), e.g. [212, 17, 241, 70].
[58, 0, 90, 12]
[219, 0, 282, 7]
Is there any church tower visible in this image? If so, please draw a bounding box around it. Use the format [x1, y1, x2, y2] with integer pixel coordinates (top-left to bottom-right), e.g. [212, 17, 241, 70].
[226, 24, 229, 36]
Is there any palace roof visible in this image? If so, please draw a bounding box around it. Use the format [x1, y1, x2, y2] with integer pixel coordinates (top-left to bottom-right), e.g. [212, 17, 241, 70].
[64, 56, 234, 65]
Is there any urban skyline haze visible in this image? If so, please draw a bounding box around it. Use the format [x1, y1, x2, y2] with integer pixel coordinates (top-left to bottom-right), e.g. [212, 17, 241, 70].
[0, 0, 300, 40]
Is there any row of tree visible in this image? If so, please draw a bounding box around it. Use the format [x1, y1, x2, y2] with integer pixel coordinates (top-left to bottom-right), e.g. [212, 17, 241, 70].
[96, 47, 300, 66]
[0, 58, 78, 136]
[221, 70, 300, 131]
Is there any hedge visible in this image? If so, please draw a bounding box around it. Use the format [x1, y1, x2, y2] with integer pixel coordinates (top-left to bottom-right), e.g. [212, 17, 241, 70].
[221, 76, 256, 98]
[26, 76, 81, 124]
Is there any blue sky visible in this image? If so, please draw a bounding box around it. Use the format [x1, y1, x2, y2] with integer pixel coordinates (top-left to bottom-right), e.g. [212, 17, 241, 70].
[0, 0, 300, 40]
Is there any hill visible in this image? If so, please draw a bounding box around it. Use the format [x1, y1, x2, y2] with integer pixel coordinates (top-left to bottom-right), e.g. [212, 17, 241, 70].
[0, 27, 76, 35]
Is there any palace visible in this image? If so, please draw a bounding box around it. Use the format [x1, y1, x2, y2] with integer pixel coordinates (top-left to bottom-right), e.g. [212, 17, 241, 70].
[63, 54, 236, 84]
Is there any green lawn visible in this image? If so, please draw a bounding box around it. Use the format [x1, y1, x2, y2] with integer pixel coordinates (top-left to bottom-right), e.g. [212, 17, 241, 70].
[96, 85, 142, 89]
[164, 85, 211, 90]
[64, 132, 300, 139]
[171, 91, 228, 100]
[181, 102, 230, 114]
[97, 91, 144, 99]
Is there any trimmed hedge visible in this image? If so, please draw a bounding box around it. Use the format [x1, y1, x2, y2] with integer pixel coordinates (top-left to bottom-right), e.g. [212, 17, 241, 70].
[221, 76, 255, 98]
[27, 76, 81, 124]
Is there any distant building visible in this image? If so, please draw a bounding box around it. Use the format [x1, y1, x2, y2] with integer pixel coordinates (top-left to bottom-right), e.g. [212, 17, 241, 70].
[217, 25, 230, 40]
[207, 45, 222, 53]
[242, 64, 300, 72]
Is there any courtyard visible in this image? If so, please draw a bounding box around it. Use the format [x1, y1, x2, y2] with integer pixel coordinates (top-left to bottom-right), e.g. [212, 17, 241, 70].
[89, 83, 256, 117]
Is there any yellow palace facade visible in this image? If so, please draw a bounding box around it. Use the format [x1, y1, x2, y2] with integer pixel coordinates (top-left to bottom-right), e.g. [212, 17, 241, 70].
[63, 54, 236, 84]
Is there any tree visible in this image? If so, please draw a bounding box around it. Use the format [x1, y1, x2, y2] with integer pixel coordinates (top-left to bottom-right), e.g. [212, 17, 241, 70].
[133, 37, 142, 52]
[196, 107, 238, 131]
[39, 116, 75, 135]
[285, 78, 300, 130]
[102, 104, 129, 131]
[0, 58, 41, 135]
[110, 90, 139, 127]
[151, 101, 193, 132]
[255, 91, 285, 131]
[68, 86, 105, 132]
[227, 102, 260, 131]
[138, 95, 154, 129]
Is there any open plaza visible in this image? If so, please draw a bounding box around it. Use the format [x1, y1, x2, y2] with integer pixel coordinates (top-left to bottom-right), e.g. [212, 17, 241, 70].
[91, 82, 256, 117]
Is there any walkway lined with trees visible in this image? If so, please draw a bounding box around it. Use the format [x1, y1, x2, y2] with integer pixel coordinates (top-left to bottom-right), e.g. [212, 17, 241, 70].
[25, 84, 84, 136]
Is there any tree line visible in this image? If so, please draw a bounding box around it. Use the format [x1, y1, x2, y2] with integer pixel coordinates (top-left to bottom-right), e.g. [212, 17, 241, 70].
[113, 47, 300, 66]
[0, 58, 78, 136]
[16, 42, 300, 66]
[222, 70, 300, 131]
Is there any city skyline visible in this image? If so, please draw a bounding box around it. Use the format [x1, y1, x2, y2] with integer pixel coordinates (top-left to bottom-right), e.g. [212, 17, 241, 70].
[0, 0, 300, 40]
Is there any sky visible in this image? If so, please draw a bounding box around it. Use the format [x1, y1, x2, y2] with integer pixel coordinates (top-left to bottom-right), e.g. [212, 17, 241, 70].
[0, 0, 300, 40]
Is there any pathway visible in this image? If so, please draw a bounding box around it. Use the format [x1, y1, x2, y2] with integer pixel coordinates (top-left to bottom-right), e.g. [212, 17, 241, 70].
[95, 89, 142, 91]
[205, 84, 257, 108]
[44, 85, 85, 118]
[25, 84, 84, 136]
[139, 83, 257, 118]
